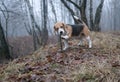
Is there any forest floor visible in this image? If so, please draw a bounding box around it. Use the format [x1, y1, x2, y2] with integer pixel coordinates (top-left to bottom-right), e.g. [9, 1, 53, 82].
[0, 32, 120, 82]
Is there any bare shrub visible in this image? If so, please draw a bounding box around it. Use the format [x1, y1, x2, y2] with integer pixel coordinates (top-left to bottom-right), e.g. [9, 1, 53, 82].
[8, 36, 34, 58]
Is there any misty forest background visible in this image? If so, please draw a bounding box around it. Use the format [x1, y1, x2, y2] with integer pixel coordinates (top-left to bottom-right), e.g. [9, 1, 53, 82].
[0, 0, 120, 61]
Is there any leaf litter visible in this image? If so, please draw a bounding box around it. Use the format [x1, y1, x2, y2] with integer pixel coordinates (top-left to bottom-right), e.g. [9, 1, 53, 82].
[0, 32, 120, 82]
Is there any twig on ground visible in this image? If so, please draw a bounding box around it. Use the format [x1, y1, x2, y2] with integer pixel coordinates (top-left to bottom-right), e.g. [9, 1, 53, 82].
[59, 34, 63, 51]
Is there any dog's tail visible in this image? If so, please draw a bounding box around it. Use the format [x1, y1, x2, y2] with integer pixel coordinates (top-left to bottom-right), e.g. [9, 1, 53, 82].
[73, 15, 83, 24]
[73, 16, 89, 31]
[73, 16, 87, 26]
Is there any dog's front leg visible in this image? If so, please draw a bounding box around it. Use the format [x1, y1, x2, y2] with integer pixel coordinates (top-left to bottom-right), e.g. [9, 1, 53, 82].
[63, 39, 69, 50]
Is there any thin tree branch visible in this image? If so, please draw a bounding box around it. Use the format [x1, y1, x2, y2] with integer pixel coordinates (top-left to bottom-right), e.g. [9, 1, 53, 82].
[50, 0, 57, 22]
[66, 0, 80, 9]
[61, 0, 81, 24]
[0, 9, 21, 16]
[61, 0, 75, 16]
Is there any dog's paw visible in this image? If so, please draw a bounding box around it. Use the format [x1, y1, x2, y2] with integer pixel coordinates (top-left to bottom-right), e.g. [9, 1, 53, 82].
[77, 42, 83, 46]
[58, 49, 63, 52]
[61, 35, 69, 39]
[63, 47, 69, 51]
[89, 45, 92, 48]
[61, 35, 65, 39]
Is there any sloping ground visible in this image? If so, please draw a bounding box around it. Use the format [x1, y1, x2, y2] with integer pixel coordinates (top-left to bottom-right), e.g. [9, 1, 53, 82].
[0, 32, 120, 82]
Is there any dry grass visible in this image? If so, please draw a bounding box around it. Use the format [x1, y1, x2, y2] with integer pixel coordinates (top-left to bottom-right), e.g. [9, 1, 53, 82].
[8, 35, 58, 58]
[0, 32, 120, 82]
[91, 32, 120, 49]
[8, 36, 34, 58]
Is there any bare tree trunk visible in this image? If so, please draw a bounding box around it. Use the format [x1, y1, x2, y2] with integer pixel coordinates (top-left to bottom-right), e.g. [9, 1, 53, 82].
[94, 0, 104, 31]
[0, 21, 12, 60]
[61, 0, 78, 24]
[62, 0, 88, 25]
[25, 0, 37, 50]
[89, 0, 94, 30]
[25, 0, 43, 50]
[113, 0, 116, 31]
[0, 1, 9, 43]
[62, 0, 104, 31]
[41, 0, 48, 46]
[25, 0, 48, 47]
[79, 0, 88, 25]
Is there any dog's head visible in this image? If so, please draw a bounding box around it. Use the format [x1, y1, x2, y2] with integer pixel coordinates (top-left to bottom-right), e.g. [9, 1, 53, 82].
[54, 22, 66, 35]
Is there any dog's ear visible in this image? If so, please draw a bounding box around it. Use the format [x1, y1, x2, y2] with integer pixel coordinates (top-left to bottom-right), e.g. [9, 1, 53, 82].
[62, 23, 67, 29]
[54, 26, 56, 30]
[54, 26, 57, 35]
[63, 23, 69, 33]
[62, 23, 65, 27]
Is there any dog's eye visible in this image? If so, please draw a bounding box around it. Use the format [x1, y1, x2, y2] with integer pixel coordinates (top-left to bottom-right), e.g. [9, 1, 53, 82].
[60, 26, 63, 28]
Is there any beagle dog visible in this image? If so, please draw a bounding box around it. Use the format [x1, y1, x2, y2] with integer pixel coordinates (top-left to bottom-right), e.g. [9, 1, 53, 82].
[54, 16, 92, 50]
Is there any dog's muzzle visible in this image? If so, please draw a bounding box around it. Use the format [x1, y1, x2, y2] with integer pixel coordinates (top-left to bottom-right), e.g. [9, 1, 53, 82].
[60, 31, 63, 35]
[58, 28, 65, 35]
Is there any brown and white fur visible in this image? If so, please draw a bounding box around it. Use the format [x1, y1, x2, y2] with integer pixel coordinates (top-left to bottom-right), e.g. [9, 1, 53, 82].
[54, 16, 92, 50]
